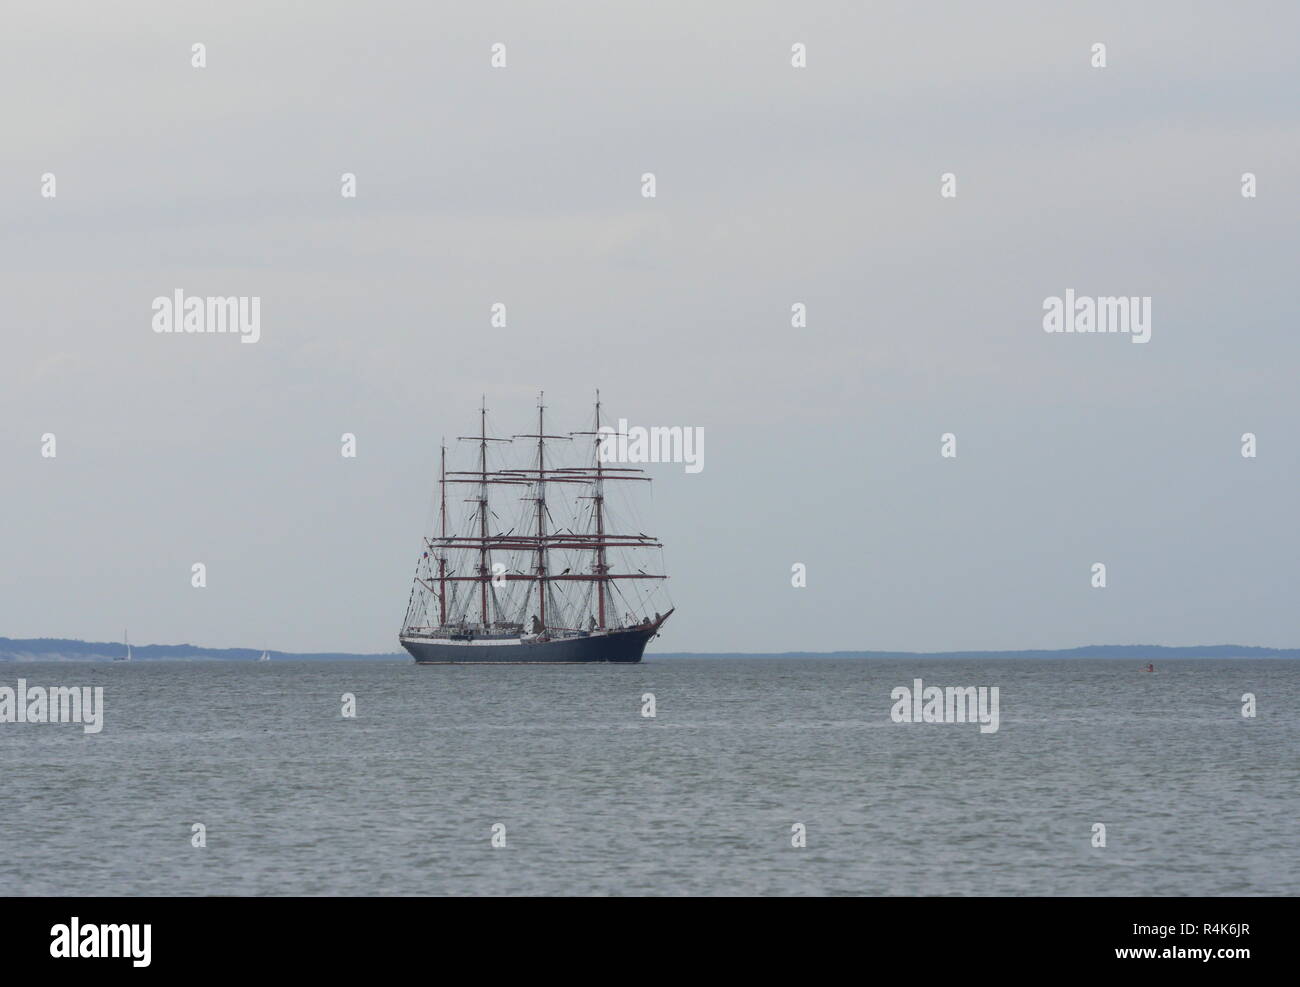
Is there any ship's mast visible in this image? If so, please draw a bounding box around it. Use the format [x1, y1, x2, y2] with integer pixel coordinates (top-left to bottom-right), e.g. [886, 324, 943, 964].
[438, 439, 447, 628]
[568, 393, 667, 630]
[447, 408, 516, 632]
[535, 395, 547, 630]
[593, 391, 607, 629]
[509, 394, 575, 634]
[478, 399, 490, 627]
[429, 394, 665, 636]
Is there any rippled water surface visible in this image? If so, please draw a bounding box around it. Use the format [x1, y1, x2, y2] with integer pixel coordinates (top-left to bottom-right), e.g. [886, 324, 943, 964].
[1, 658, 1295, 895]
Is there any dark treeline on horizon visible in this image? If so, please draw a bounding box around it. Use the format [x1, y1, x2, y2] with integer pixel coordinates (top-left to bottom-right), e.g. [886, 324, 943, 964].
[2, 637, 1298, 661]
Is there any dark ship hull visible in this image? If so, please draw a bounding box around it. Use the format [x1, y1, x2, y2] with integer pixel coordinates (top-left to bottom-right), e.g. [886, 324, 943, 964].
[402, 616, 666, 664]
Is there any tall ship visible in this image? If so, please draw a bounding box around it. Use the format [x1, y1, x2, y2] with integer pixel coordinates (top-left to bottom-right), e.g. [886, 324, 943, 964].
[399, 393, 672, 664]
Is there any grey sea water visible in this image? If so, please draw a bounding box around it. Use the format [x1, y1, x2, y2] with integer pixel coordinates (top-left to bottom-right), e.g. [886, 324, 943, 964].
[1, 658, 1296, 896]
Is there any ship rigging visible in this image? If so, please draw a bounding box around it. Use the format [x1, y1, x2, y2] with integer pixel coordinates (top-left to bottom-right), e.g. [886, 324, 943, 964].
[399, 392, 672, 663]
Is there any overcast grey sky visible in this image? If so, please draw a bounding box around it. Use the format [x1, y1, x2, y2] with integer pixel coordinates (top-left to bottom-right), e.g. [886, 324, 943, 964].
[3, 1, 1298, 653]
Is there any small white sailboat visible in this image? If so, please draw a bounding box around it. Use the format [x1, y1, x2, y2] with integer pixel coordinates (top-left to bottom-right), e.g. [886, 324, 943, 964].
[116, 629, 132, 662]
[258, 650, 270, 662]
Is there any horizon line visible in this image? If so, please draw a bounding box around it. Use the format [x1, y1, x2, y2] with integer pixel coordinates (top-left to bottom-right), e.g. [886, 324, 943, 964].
[2, 636, 1299, 660]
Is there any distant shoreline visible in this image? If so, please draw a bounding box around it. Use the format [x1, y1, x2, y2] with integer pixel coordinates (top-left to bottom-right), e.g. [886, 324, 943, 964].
[2, 637, 1297, 661]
